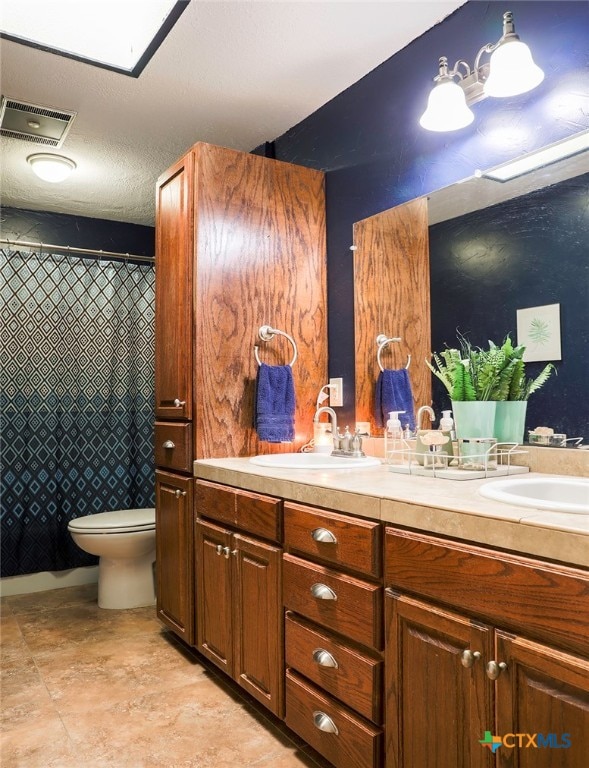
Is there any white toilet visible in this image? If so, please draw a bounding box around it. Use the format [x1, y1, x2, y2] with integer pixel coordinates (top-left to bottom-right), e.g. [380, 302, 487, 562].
[68, 508, 156, 609]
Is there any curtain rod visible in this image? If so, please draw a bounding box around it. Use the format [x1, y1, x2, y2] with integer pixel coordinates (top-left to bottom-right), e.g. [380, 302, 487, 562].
[0, 237, 155, 264]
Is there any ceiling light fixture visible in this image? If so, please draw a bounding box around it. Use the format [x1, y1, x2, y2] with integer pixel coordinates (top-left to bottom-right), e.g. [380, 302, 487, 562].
[477, 130, 589, 182]
[27, 153, 76, 183]
[420, 11, 544, 132]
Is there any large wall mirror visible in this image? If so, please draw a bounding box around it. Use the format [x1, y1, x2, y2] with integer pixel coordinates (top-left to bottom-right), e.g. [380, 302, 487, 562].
[354, 138, 589, 446]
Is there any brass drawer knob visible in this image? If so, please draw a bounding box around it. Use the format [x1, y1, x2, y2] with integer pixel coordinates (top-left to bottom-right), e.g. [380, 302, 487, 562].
[310, 583, 337, 601]
[460, 649, 481, 668]
[313, 711, 339, 735]
[311, 527, 337, 544]
[486, 660, 508, 680]
[312, 648, 339, 669]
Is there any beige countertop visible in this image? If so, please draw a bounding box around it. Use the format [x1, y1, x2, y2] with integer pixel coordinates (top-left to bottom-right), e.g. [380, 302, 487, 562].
[194, 458, 589, 569]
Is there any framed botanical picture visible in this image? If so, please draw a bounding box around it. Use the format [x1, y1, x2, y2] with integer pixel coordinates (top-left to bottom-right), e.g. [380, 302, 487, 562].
[516, 303, 561, 362]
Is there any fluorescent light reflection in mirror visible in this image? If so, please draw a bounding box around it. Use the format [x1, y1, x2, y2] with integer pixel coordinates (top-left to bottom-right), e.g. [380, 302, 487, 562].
[0, 0, 178, 70]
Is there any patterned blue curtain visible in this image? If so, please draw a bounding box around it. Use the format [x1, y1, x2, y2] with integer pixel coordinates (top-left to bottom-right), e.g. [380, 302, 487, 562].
[0, 249, 155, 577]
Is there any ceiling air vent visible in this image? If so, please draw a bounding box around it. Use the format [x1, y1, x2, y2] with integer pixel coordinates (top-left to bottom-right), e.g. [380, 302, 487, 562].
[0, 96, 77, 147]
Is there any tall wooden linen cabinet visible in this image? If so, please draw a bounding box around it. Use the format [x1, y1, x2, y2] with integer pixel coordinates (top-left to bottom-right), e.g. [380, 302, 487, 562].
[154, 142, 326, 646]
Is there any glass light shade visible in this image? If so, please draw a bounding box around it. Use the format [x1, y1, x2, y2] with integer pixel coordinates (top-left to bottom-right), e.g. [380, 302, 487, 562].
[27, 154, 76, 183]
[484, 39, 544, 98]
[419, 80, 474, 132]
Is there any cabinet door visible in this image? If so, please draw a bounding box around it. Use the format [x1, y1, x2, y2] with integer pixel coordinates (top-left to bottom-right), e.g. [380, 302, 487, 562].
[495, 631, 589, 768]
[385, 591, 493, 768]
[233, 533, 283, 717]
[155, 152, 194, 421]
[195, 519, 233, 675]
[155, 470, 194, 645]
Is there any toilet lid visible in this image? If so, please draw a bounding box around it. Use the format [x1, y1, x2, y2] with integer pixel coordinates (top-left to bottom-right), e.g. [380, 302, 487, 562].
[68, 508, 155, 533]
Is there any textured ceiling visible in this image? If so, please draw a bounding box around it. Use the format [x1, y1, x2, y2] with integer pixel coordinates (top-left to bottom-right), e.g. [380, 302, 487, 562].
[0, 1, 464, 226]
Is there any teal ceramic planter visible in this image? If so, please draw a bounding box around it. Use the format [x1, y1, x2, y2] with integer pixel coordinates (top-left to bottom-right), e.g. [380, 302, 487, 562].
[494, 401, 527, 444]
[452, 401, 497, 439]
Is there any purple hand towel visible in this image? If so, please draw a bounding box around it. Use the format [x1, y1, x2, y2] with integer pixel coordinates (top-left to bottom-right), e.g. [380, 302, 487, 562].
[254, 363, 296, 442]
[374, 368, 415, 431]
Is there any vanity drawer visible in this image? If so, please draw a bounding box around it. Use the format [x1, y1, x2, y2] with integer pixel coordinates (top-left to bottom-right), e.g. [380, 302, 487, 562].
[236, 488, 281, 543]
[385, 527, 589, 657]
[284, 502, 381, 578]
[283, 554, 383, 651]
[285, 670, 382, 768]
[195, 479, 235, 526]
[195, 480, 281, 542]
[154, 422, 192, 472]
[285, 613, 383, 724]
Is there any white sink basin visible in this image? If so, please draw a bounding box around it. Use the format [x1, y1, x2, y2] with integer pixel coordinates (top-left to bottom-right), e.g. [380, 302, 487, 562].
[249, 453, 381, 470]
[479, 477, 589, 514]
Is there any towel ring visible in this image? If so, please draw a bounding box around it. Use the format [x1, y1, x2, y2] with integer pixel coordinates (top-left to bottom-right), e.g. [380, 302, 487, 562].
[376, 333, 411, 371]
[254, 325, 298, 367]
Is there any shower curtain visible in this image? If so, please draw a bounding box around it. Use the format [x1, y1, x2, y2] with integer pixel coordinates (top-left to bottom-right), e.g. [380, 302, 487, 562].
[0, 248, 155, 577]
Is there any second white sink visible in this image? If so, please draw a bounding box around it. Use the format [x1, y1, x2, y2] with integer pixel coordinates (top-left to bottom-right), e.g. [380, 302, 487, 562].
[479, 477, 589, 514]
[249, 453, 381, 470]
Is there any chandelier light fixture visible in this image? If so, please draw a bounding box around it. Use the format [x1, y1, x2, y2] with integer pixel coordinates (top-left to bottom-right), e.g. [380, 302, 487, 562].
[27, 153, 77, 183]
[420, 11, 544, 132]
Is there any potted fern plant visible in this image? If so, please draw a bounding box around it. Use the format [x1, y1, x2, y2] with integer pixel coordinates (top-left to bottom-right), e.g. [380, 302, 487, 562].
[426, 334, 555, 443]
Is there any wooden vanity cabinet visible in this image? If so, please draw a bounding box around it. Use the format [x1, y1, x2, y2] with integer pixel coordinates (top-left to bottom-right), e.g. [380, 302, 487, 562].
[195, 480, 284, 717]
[384, 526, 589, 768]
[283, 502, 384, 768]
[155, 471, 194, 644]
[154, 142, 326, 647]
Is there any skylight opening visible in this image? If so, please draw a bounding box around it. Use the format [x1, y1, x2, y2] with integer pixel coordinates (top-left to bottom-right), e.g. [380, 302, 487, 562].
[0, 0, 189, 76]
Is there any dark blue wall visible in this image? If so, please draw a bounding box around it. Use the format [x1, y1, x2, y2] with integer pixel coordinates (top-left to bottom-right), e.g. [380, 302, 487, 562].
[430, 174, 589, 440]
[1, 207, 155, 258]
[258, 0, 589, 433]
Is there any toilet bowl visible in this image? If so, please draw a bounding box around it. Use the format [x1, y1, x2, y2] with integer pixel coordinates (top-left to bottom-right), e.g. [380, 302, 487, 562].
[68, 508, 156, 610]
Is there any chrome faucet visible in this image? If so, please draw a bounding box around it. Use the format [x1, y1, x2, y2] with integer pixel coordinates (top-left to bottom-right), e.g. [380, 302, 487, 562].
[416, 405, 436, 431]
[314, 406, 338, 444]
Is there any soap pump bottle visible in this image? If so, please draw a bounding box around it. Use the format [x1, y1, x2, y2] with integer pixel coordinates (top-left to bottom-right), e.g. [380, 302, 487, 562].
[385, 410, 407, 466]
[439, 409, 455, 457]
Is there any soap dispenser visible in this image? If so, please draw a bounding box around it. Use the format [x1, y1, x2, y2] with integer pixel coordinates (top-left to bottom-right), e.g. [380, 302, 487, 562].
[385, 411, 408, 466]
[439, 409, 455, 457]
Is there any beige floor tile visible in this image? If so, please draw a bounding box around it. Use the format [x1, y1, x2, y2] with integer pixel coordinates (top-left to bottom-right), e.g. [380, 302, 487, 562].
[6, 583, 98, 616]
[0, 596, 14, 618]
[17, 603, 160, 656]
[35, 631, 206, 714]
[0, 614, 25, 661]
[0, 713, 77, 768]
[1, 654, 60, 731]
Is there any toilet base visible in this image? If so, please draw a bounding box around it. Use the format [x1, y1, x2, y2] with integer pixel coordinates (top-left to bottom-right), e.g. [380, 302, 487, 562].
[98, 551, 156, 609]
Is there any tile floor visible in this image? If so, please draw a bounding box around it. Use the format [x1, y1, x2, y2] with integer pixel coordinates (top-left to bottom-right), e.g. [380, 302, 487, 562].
[1, 584, 331, 768]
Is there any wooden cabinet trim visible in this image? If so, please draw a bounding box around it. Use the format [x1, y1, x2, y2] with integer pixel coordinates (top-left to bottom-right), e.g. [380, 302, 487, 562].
[284, 501, 382, 579]
[385, 526, 589, 657]
[283, 553, 383, 651]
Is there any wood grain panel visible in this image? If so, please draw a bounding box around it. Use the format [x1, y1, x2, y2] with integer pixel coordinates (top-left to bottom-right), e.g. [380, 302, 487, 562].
[192, 143, 327, 458]
[285, 670, 383, 768]
[494, 631, 589, 767]
[155, 471, 194, 644]
[353, 197, 430, 434]
[385, 527, 589, 657]
[283, 553, 383, 650]
[155, 154, 194, 421]
[285, 613, 383, 724]
[284, 501, 382, 578]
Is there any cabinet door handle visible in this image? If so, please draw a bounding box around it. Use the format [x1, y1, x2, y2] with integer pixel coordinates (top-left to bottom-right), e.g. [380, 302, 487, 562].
[311, 527, 337, 544]
[313, 711, 339, 735]
[312, 648, 339, 669]
[461, 649, 481, 668]
[216, 545, 223, 556]
[173, 399, 186, 407]
[162, 440, 175, 449]
[222, 546, 231, 559]
[486, 660, 508, 680]
[310, 583, 337, 601]
[174, 489, 187, 498]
